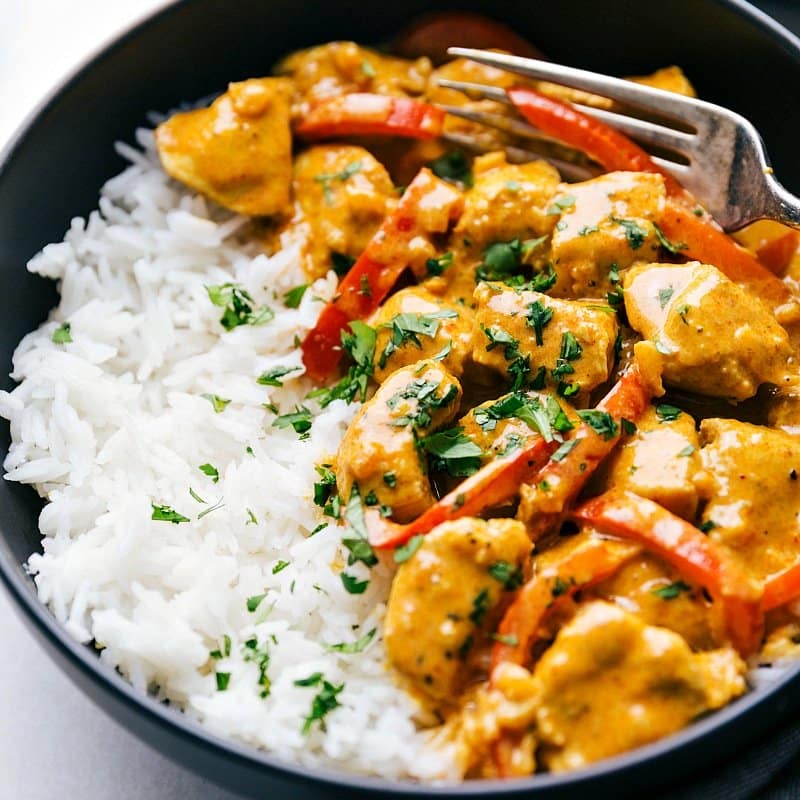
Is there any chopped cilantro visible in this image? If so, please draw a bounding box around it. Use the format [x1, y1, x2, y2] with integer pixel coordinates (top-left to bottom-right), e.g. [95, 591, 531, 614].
[378, 310, 457, 368]
[418, 427, 483, 477]
[546, 194, 576, 215]
[331, 252, 356, 277]
[216, 672, 231, 691]
[342, 486, 378, 567]
[699, 520, 717, 534]
[383, 472, 397, 489]
[657, 285, 675, 309]
[313, 465, 337, 507]
[426, 251, 454, 277]
[257, 365, 300, 387]
[551, 576, 571, 597]
[578, 225, 599, 236]
[189, 487, 206, 504]
[387, 379, 458, 429]
[429, 150, 473, 187]
[206, 283, 273, 330]
[577, 410, 619, 440]
[299, 677, 344, 734]
[202, 393, 231, 413]
[272, 406, 313, 438]
[340, 572, 369, 594]
[652, 580, 691, 600]
[325, 628, 376, 653]
[283, 284, 309, 309]
[308, 321, 375, 407]
[621, 418, 637, 436]
[52, 322, 72, 344]
[551, 439, 578, 462]
[678, 444, 695, 457]
[488, 561, 524, 590]
[243, 637, 272, 697]
[209, 634, 231, 660]
[315, 160, 362, 204]
[272, 560, 290, 575]
[469, 588, 491, 626]
[653, 222, 687, 254]
[490, 633, 519, 646]
[360, 60, 376, 77]
[611, 217, 648, 250]
[525, 300, 554, 346]
[198, 463, 220, 483]
[656, 403, 682, 422]
[394, 534, 424, 564]
[247, 593, 267, 613]
[151, 503, 190, 524]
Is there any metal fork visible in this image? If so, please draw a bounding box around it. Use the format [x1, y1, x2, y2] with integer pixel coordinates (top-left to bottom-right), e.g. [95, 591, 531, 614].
[438, 47, 800, 232]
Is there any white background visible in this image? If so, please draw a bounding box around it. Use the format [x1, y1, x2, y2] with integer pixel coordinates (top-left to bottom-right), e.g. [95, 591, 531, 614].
[1, 1, 799, 798]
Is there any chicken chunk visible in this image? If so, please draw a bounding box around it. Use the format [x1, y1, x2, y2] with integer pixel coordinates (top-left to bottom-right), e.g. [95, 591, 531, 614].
[384, 517, 531, 701]
[335, 360, 461, 522]
[531, 602, 745, 772]
[420, 154, 560, 305]
[624, 261, 793, 400]
[155, 78, 293, 217]
[696, 418, 800, 582]
[276, 41, 431, 117]
[369, 287, 473, 381]
[593, 405, 701, 519]
[472, 282, 619, 397]
[459, 390, 579, 465]
[548, 171, 664, 299]
[291, 145, 395, 279]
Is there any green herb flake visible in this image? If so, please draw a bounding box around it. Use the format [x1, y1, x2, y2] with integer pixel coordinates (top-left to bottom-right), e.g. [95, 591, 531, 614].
[315, 160, 362, 204]
[652, 580, 691, 600]
[272, 405, 313, 438]
[360, 60, 376, 77]
[272, 560, 290, 575]
[551, 576, 571, 597]
[206, 283, 273, 330]
[551, 439, 578, 462]
[426, 251, 454, 277]
[488, 561, 524, 590]
[246, 508, 258, 525]
[246, 594, 266, 613]
[257, 365, 301, 387]
[429, 151, 473, 187]
[378, 309, 457, 368]
[299, 677, 345, 734]
[611, 217, 648, 250]
[313, 465, 337, 507]
[577, 410, 619, 441]
[525, 300, 554, 346]
[198, 463, 220, 483]
[419, 427, 483, 477]
[653, 222, 688, 254]
[331, 252, 356, 277]
[656, 403, 682, 422]
[52, 322, 72, 344]
[151, 503, 190, 524]
[311, 522, 328, 536]
[215, 672, 231, 691]
[325, 628, 376, 654]
[189, 487, 206, 504]
[657, 285, 675, 309]
[621, 418, 637, 436]
[294, 672, 323, 687]
[490, 633, 519, 647]
[203, 393, 231, 413]
[342, 486, 378, 568]
[340, 572, 369, 594]
[283, 284, 309, 309]
[242, 637, 272, 697]
[546, 194, 576, 215]
[678, 444, 695, 457]
[699, 520, 717, 534]
[469, 589, 491, 627]
[394, 534, 424, 564]
[578, 225, 599, 236]
[383, 472, 397, 489]
[309, 321, 375, 407]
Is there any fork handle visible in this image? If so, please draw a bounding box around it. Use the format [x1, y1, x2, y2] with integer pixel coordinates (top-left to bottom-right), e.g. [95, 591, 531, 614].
[764, 176, 800, 230]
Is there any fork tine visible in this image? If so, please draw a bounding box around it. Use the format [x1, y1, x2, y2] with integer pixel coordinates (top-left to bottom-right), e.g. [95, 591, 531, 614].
[575, 105, 695, 160]
[441, 132, 599, 182]
[447, 47, 708, 129]
[436, 78, 511, 104]
[439, 104, 566, 147]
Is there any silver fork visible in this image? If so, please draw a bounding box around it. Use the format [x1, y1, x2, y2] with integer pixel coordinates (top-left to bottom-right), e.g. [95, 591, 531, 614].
[438, 47, 800, 232]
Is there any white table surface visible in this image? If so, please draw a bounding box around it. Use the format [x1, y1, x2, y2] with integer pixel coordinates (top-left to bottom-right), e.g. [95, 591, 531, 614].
[2, 1, 800, 798]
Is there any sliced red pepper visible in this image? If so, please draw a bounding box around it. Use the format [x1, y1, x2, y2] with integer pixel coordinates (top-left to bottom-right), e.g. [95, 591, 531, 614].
[490, 535, 641, 672]
[756, 230, 798, 276]
[301, 168, 463, 382]
[763, 561, 800, 611]
[507, 87, 790, 308]
[520, 363, 653, 540]
[658, 200, 791, 308]
[572, 490, 764, 655]
[296, 93, 445, 140]
[366, 434, 557, 549]
[506, 86, 688, 199]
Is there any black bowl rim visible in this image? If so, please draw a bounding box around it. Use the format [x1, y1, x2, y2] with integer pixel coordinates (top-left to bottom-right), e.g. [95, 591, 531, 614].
[2, 0, 800, 795]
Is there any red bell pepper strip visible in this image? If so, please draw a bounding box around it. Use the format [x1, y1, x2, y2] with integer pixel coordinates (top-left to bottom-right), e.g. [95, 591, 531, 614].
[366, 434, 557, 549]
[572, 490, 764, 655]
[301, 168, 463, 382]
[520, 363, 653, 540]
[296, 93, 445, 140]
[507, 87, 791, 308]
[763, 561, 800, 611]
[490, 535, 642, 672]
[658, 201, 791, 308]
[756, 230, 799, 276]
[506, 86, 688, 199]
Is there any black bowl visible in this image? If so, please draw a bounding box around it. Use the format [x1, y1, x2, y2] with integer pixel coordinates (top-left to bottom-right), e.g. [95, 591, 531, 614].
[2, 1, 800, 798]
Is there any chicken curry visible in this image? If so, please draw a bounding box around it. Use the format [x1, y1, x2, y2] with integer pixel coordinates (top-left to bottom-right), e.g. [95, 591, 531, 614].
[153, 19, 800, 779]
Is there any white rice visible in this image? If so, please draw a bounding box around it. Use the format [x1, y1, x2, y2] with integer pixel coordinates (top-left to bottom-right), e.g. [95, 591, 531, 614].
[0, 128, 453, 781]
